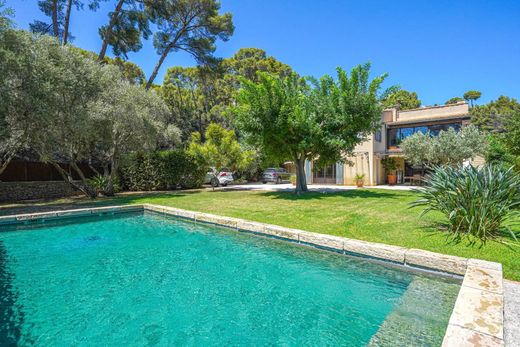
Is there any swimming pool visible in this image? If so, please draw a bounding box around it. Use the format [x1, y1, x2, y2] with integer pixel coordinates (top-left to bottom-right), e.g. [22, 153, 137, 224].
[0, 210, 460, 346]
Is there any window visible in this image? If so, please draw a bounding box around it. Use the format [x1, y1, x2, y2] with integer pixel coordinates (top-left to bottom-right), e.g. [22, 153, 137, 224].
[387, 122, 462, 149]
[375, 130, 382, 142]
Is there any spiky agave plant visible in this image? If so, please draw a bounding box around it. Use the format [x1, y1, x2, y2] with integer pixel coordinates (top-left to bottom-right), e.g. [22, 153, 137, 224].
[411, 165, 520, 244]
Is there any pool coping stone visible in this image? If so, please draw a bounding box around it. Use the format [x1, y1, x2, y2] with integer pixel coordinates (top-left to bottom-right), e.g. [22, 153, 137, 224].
[0, 203, 505, 347]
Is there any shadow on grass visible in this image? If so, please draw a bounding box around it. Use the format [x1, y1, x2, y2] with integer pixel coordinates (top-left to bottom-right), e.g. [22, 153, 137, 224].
[258, 189, 402, 201]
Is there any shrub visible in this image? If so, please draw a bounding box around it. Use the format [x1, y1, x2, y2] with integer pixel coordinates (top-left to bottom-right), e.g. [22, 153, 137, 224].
[411, 165, 520, 243]
[87, 175, 121, 196]
[159, 150, 207, 189]
[119, 150, 207, 191]
[119, 152, 164, 191]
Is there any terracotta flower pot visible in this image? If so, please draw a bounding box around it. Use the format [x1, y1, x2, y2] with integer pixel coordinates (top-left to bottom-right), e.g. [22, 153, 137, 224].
[356, 180, 364, 188]
[387, 174, 397, 185]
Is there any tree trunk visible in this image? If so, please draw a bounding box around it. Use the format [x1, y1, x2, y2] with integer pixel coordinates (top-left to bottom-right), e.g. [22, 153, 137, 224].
[98, 0, 125, 61]
[146, 46, 172, 90]
[51, 161, 97, 198]
[0, 155, 13, 177]
[52, 0, 59, 39]
[104, 156, 118, 196]
[62, 0, 73, 44]
[294, 156, 308, 194]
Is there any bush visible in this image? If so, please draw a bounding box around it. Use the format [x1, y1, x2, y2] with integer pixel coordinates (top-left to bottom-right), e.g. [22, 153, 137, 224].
[87, 175, 121, 195]
[119, 152, 164, 191]
[159, 150, 207, 189]
[411, 165, 520, 243]
[119, 150, 207, 191]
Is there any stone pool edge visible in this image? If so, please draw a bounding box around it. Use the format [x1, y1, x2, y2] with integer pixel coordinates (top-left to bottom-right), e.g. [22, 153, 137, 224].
[0, 204, 505, 347]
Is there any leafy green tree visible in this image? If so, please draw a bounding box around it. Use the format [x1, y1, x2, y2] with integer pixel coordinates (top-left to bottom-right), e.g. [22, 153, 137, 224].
[145, 0, 234, 89]
[0, 30, 58, 176]
[382, 89, 421, 110]
[223, 48, 293, 83]
[0, 0, 14, 30]
[485, 134, 519, 170]
[0, 29, 169, 197]
[89, 78, 173, 195]
[97, 0, 150, 60]
[76, 47, 146, 84]
[471, 96, 520, 132]
[445, 97, 464, 105]
[235, 64, 387, 194]
[188, 123, 254, 172]
[30, 0, 105, 44]
[463, 90, 482, 107]
[400, 125, 487, 167]
[160, 48, 293, 141]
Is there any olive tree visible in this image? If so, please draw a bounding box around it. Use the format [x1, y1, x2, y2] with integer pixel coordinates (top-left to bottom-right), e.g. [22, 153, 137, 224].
[235, 64, 387, 194]
[89, 78, 175, 195]
[0, 29, 172, 197]
[400, 125, 487, 167]
[0, 30, 58, 176]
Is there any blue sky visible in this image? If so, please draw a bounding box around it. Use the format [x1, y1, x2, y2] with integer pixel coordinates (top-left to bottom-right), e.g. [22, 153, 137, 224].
[7, 0, 520, 105]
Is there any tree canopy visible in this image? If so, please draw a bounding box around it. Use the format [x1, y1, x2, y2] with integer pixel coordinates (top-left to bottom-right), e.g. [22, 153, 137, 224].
[381, 89, 421, 110]
[463, 90, 482, 107]
[400, 125, 487, 167]
[235, 63, 387, 193]
[188, 123, 254, 172]
[471, 96, 520, 132]
[0, 0, 14, 30]
[160, 47, 293, 141]
[445, 97, 464, 105]
[145, 0, 234, 89]
[0, 29, 174, 196]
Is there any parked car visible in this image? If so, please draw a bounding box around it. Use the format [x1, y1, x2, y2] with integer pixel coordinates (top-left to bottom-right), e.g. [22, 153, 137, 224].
[204, 167, 234, 187]
[262, 168, 291, 184]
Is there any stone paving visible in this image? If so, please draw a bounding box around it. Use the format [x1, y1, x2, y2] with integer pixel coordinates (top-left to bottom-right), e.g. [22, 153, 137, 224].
[504, 280, 520, 347]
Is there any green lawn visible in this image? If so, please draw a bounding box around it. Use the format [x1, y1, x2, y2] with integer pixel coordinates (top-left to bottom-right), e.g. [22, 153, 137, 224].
[1, 188, 519, 280]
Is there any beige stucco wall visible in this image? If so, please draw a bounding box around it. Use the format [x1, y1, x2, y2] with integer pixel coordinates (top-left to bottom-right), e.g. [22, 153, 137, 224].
[395, 103, 469, 123]
[343, 153, 371, 185]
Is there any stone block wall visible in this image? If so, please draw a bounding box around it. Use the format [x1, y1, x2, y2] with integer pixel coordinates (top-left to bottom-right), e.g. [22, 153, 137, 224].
[0, 181, 81, 202]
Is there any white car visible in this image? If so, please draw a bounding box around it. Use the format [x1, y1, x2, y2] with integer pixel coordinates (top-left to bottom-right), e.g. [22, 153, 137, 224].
[204, 168, 234, 187]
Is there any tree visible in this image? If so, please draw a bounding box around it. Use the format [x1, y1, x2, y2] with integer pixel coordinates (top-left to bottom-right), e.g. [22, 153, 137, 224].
[0, 1, 14, 30]
[223, 48, 293, 83]
[445, 97, 464, 105]
[235, 63, 387, 194]
[160, 48, 294, 142]
[471, 96, 520, 133]
[97, 0, 150, 60]
[400, 125, 487, 167]
[145, 0, 234, 89]
[381, 89, 421, 110]
[0, 30, 59, 176]
[89, 79, 174, 195]
[30, 0, 105, 44]
[0, 29, 169, 197]
[188, 123, 254, 172]
[463, 90, 482, 107]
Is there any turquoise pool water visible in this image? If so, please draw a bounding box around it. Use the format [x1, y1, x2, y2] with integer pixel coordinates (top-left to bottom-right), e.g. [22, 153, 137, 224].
[0, 212, 460, 346]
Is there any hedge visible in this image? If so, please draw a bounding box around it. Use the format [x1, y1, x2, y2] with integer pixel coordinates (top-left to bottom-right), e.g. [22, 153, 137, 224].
[119, 150, 207, 191]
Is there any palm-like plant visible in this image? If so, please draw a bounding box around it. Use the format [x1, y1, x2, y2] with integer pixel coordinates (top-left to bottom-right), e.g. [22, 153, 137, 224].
[411, 165, 520, 244]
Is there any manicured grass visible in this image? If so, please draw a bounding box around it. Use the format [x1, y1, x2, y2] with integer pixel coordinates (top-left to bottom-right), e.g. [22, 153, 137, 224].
[2, 188, 519, 280]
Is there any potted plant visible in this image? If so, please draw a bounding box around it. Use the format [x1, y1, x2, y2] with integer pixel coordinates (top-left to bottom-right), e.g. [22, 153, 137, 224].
[381, 157, 399, 185]
[354, 173, 365, 188]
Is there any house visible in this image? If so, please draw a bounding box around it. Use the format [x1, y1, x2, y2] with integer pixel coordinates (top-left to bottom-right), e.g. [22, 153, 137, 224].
[305, 102, 471, 185]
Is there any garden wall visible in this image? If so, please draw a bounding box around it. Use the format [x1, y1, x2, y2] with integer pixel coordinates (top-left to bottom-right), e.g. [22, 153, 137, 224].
[0, 181, 80, 202]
